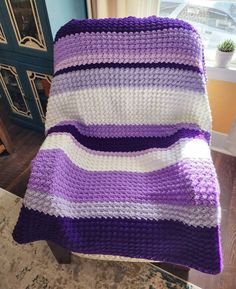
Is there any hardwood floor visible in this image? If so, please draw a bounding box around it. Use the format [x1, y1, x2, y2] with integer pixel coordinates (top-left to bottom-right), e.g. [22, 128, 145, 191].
[0, 117, 235, 288]
[0, 120, 44, 197]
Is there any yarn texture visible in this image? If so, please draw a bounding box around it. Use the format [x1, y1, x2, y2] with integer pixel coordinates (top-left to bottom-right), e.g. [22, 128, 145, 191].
[13, 16, 222, 274]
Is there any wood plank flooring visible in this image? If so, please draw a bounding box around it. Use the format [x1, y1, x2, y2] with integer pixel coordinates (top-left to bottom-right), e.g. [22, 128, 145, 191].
[0, 121, 44, 197]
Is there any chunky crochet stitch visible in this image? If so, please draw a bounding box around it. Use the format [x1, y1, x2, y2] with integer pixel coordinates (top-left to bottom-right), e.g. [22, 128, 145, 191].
[13, 16, 222, 274]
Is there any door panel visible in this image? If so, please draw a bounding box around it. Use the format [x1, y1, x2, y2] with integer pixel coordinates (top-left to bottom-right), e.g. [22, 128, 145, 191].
[0, 63, 32, 118]
[26, 70, 52, 123]
[0, 23, 7, 44]
[5, 0, 47, 51]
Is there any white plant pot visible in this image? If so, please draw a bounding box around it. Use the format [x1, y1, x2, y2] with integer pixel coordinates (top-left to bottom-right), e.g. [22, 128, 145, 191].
[215, 50, 234, 68]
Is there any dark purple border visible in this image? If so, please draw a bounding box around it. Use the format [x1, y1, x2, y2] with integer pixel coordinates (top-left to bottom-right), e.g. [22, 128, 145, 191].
[47, 125, 210, 152]
[55, 16, 197, 43]
[54, 62, 202, 77]
[13, 206, 222, 274]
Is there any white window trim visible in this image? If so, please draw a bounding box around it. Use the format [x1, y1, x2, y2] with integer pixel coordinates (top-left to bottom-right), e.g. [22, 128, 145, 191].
[206, 62, 236, 83]
[211, 131, 232, 155]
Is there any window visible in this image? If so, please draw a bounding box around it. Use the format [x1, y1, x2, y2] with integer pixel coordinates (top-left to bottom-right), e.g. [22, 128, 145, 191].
[159, 1, 236, 64]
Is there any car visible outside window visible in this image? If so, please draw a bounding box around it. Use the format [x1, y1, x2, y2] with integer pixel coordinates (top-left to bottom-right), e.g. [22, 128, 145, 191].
[159, 0, 236, 64]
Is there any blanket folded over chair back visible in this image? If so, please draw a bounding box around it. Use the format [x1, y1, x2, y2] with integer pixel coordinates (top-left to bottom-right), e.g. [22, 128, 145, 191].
[13, 16, 222, 274]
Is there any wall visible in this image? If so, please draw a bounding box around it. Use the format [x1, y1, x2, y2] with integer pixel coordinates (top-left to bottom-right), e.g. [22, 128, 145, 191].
[45, 0, 87, 38]
[207, 79, 236, 134]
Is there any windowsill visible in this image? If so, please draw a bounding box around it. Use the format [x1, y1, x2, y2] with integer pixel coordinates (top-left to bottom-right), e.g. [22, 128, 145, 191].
[206, 61, 236, 83]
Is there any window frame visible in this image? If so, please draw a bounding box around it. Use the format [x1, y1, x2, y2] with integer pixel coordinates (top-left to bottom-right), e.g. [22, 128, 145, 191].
[159, 0, 236, 67]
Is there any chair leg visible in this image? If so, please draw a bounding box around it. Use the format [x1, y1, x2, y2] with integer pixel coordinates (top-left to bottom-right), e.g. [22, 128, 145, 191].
[47, 241, 71, 264]
[153, 263, 190, 281]
[0, 119, 13, 154]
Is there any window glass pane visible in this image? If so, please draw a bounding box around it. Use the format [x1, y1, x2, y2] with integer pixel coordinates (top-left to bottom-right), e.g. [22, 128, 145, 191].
[0, 64, 32, 118]
[27, 71, 52, 123]
[159, 1, 236, 62]
[5, 0, 46, 50]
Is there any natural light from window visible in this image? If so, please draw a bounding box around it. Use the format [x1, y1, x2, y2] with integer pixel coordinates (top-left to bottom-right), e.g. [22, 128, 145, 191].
[159, 0, 236, 64]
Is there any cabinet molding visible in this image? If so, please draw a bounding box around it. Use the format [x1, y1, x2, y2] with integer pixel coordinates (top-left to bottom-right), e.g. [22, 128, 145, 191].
[0, 63, 32, 118]
[5, 0, 47, 51]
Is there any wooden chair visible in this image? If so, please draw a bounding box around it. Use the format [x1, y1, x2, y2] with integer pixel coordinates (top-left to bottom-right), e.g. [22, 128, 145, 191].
[48, 242, 189, 280]
[0, 118, 13, 154]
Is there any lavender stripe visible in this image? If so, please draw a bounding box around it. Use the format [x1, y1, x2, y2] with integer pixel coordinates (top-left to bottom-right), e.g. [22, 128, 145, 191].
[54, 41, 201, 68]
[55, 32, 200, 55]
[13, 207, 222, 274]
[47, 122, 206, 138]
[24, 193, 220, 227]
[55, 17, 197, 42]
[28, 150, 219, 207]
[55, 49, 200, 68]
[54, 62, 203, 77]
[51, 68, 205, 95]
[55, 53, 201, 74]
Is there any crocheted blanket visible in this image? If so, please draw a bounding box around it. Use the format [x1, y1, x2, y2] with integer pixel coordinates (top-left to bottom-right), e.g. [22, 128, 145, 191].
[13, 16, 222, 274]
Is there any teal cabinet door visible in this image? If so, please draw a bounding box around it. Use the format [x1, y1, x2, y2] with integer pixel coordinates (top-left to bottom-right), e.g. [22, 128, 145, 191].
[0, 60, 34, 124]
[0, 0, 53, 58]
[0, 0, 87, 131]
[0, 19, 14, 52]
[0, 23, 7, 44]
[18, 63, 53, 131]
[0, 62, 32, 119]
[0, 59, 53, 131]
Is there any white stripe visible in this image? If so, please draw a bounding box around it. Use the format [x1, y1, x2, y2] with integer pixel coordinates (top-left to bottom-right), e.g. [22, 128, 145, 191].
[40, 133, 211, 172]
[45, 87, 211, 132]
[24, 192, 220, 228]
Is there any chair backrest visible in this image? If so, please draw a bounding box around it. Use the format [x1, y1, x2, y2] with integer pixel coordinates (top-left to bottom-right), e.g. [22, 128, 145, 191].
[46, 16, 210, 144]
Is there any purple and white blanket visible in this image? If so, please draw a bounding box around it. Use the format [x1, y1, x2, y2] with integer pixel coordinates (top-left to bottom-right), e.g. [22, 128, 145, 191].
[13, 16, 222, 274]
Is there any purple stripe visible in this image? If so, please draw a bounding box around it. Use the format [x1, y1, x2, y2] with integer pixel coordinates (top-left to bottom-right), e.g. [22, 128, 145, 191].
[54, 62, 203, 77]
[28, 150, 219, 207]
[13, 206, 222, 274]
[55, 17, 197, 42]
[54, 33, 201, 66]
[47, 122, 206, 138]
[51, 68, 205, 95]
[55, 48, 200, 69]
[47, 126, 210, 152]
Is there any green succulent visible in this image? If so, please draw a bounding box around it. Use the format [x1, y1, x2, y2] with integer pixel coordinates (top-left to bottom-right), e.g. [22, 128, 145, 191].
[218, 39, 235, 52]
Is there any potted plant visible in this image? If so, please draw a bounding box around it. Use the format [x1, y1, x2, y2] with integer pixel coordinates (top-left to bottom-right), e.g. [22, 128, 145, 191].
[216, 39, 235, 68]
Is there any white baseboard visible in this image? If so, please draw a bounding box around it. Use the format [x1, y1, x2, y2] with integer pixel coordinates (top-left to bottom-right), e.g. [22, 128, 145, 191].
[211, 130, 235, 156]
